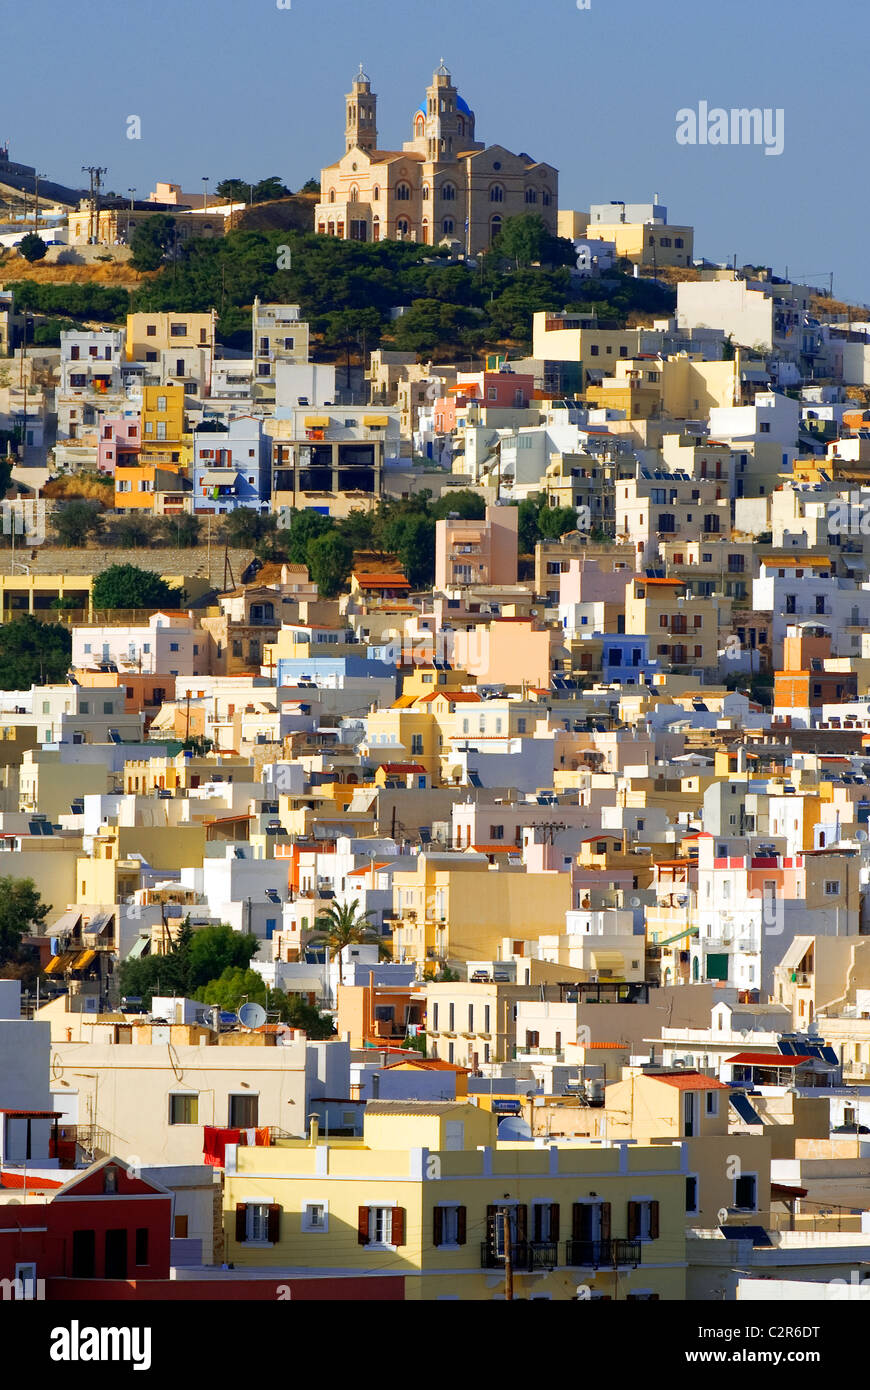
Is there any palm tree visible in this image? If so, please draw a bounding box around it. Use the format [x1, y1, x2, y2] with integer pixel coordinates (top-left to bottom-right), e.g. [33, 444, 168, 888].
[308, 898, 390, 961]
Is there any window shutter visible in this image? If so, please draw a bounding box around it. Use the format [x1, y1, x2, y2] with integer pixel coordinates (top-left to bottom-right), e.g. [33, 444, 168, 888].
[549, 1202, 560, 1242]
[572, 1203, 584, 1241]
[433, 1207, 444, 1247]
[486, 1204, 498, 1243]
[456, 1206, 466, 1245]
[600, 1202, 611, 1241]
[267, 1204, 281, 1244]
[515, 1204, 527, 1243]
[392, 1207, 406, 1247]
[627, 1201, 639, 1241]
[235, 1203, 246, 1242]
[649, 1201, 660, 1240]
[533, 1204, 543, 1243]
[358, 1205, 370, 1245]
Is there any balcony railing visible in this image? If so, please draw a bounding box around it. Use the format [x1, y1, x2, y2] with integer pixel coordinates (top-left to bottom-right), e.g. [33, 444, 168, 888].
[566, 1239, 641, 1269]
[480, 1241, 559, 1271]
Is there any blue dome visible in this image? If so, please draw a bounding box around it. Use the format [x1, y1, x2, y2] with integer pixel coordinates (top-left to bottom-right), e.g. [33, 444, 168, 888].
[414, 94, 473, 119]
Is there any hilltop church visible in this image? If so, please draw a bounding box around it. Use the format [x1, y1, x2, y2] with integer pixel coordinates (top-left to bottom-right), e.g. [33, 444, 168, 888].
[314, 62, 558, 254]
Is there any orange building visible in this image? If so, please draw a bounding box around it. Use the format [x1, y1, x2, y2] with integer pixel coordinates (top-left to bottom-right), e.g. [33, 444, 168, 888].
[774, 630, 857, 713]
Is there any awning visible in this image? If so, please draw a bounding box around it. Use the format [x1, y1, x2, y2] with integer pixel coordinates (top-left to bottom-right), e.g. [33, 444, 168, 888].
[200, 469, 236, 488]
[363, 415, 390, 427]
[304, 416, 330, 428]
[87, 911, 114, 938]
[0, 1109, 61, 1118]
[48, 909, 83, 937]
[72, 949, 97, 970]
[127, 936, 150, 959]
[44, 951, 78, 975]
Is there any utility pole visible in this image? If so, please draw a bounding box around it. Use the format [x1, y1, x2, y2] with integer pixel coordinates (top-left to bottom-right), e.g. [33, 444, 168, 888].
[501, 1208, 513, 1300]
[81, 166, 107, 244]
[33, 173, 45, 232]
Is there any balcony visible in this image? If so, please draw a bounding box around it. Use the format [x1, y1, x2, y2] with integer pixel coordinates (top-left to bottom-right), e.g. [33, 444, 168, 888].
[480, 1241, 559, 1272]
[566, 1239, 641, 1269]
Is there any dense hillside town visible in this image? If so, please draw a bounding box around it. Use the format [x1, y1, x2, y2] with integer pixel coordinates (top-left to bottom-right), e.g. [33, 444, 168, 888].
[2, 56, 870, 1327]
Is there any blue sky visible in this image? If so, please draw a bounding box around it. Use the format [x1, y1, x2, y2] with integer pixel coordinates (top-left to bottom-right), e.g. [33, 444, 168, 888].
[6, 0, 868, 302]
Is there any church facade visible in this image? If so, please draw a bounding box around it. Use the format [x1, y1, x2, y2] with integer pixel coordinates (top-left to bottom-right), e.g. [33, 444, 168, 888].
[314, 63, 558, 254]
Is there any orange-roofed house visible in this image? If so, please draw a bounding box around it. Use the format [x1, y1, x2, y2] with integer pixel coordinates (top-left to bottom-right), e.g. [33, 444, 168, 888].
[604, 1069, 770, 1227]
[624, 577, 718, 672]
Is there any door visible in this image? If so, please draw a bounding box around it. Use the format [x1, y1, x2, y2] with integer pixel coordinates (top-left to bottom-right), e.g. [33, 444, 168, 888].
[71, 1229, 96, 1278]
[105, 1228, 128, 1279]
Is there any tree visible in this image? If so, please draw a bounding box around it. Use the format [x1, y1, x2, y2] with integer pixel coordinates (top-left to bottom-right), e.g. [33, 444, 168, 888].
[0, 877, 49, 964]
[299, 178, 321, 194]
[429, 489, 487, 521]
[306, 531, 353, 598]
[215, 179, 252, 203]
[252, 176, 291, 203]
[112, 515, 155, 549]
[185, 924, 260, 992]
[130, 214, 176, 271]
[160, 512, 200, 548]
[286, 508, 333, 565]
[53, 500, 105, 548]
[379, 511, 435, 587]
[92, 564, 178, 610]
[0, 615, 71, 688]
[322, 307, 382, 387]
[309, 899, 388, 959]
[17, 233, 47, 263]
[222, 508, 274, 550]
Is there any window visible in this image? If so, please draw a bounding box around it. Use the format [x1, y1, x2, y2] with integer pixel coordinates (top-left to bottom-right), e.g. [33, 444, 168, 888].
[170, 324, 186, 338]
[489, 824, 505, 840]
[734, 1174, 757, 1211]
[228, 1093, 258, 1128]
[441, 183, 456, 201]
[685, 1176, 698, 1214]
[411, 733, 424, 755]
[301, 1202, 329, 1233]
[433, 1204, 466, 1246]
[705, 1091, 718, 1116]
[825, 881, 841, 896]
[442, 218, 455, 234]
[490, 184, 504, 202]
[395, 182, 411, 202]
[169, 1093, 198, 1125]
[157, 396, 167, 412]
[358, 1205, 404, 1247]
[238, 1202, 279, 1243]
[627, 1199, 659, 1241]
[532, 1202, 560, 1243]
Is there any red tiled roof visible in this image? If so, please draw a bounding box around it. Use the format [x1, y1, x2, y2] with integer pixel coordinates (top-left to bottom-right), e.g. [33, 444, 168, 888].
[379, 763, 426, 774]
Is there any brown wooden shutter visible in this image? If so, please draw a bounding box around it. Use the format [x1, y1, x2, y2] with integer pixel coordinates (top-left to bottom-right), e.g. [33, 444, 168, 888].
[533, 1204, 543, 1243]
[392, 1207, 405, 1247]
[600, 1202, 611, 1241]
[549, 1203, 560, 1242]
[627, 1201, 639, 1240]
[267, 1204, 281, 1244]
[433, 1206, 444, 1247]
[515, 1204, 527, 1243]
[358, 1205, 370, 1245]
[649, 1200, 660, 1240]
[572, 1202, 584, 1241]
[456, 1206, 466, 1245]
[235, 1203, 246, 1242]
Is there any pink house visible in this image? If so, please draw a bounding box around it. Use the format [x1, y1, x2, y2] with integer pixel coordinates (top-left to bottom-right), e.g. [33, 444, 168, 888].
[559, 556, 636, 607]
[433, 370, 534, 432]
[435, 504, 518, 589]
[98, 416, 141, 475]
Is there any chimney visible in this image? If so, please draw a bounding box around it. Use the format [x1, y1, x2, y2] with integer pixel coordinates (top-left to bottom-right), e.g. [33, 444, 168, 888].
[309, 1115, 319, 1146]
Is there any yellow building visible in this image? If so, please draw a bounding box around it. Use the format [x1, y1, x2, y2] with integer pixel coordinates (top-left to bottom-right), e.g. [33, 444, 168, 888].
[390, 853, 572, 970]
[603, 1070, 770, 1230]
[223, 1101, 687, 1300]
[126, 312, 216, 363]
[585, 219, 694, 269]
[141, 383, 188, 463]
[624, 577, 719, 671]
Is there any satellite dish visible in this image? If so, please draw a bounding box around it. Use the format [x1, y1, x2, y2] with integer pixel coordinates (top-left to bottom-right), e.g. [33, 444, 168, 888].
[629, 896, 641, 907]
[238, 1001, 267, 1030]
[717, 1207, 729, 1224]
[496, 1115, 533, 1141]
[857, 830, 868, 842]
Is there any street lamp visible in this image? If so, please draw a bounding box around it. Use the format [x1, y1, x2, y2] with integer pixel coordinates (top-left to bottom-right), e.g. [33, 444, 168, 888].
[202, 177, 209, 212]
[128, 187, 136, 211]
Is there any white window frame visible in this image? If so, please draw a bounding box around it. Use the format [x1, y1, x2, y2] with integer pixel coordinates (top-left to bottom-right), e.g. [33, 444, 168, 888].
[368, 1202, 398, 1249]
[244, 1200, 274, 1245]
[301, 1200, 329, 1233]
